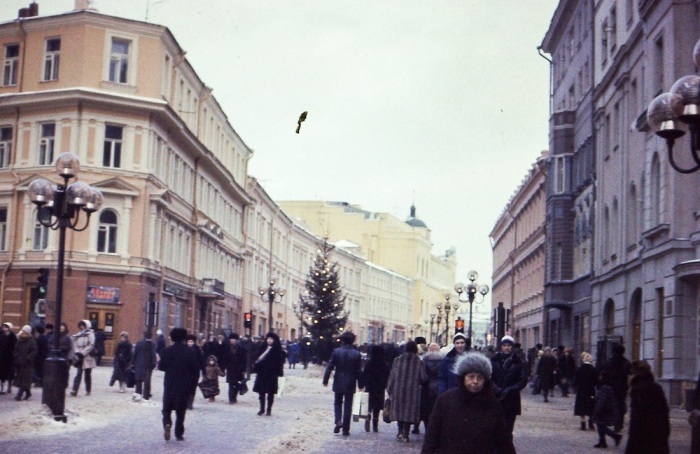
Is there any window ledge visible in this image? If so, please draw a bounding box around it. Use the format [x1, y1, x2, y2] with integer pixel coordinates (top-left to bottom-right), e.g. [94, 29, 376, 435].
[100, 80, 137, 95]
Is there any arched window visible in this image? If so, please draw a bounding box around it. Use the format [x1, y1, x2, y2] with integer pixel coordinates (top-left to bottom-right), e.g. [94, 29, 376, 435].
[612, 198, 619, 255]
[603, 205, 610, 259]
[97, 209, 118, 253]
[604, 298, 615, 335]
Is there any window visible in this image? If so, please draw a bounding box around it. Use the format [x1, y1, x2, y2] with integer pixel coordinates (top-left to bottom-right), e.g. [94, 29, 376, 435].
[653, 35, 664, 96]
[626, 0, 634, 28]
[601, 18, 609, 67]
[609, 6, 617, 52]
[103, 125, 123, 167]
[0, 126, 12, 168]
[109, 38, 129, 84]
[0, 208, 6, 250]
[43, 38, 61, 81]
[3, 44, 19, 86]
[97, 210, 118, 253]
[554, 156, 566, 193]
[33, 219, 49, 250]
[39, 123, 55, 165]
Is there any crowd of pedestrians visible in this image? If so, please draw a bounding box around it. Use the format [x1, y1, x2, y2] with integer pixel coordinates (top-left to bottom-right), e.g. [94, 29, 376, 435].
[0, 319, 695, 452]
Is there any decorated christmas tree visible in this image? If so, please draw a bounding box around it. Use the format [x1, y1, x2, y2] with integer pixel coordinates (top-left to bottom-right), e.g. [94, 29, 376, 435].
[300, 240, 348, 362]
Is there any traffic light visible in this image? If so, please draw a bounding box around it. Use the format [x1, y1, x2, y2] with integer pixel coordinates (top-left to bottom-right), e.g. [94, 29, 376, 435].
[37, 268, 49, 297]
[455, 317, 465, 334]
[244, 312, 252, 329]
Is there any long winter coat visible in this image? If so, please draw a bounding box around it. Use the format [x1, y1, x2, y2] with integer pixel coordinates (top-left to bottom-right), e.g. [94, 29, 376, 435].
[490, 351, 528, 418]
[420, 351, 443, 422]
[223, 344, 247, 384]
[625, 370, 670, 454]
[360, 346, 391, 412]
[573, 362, 597, 417]
[0, 329, 17, 381]
[323, 345, 363, 394]
[421, 380, 516, 454]
[535, 353, 557, 391]
[387, 352, 427, 424]
[112, 340, 133, 383]
[132, 339, 157, 382]
[159, 342, 200, 411]
[72, 327, 96, 369]
[592, 383, 619, 426]
[13, 333, 37, 390]
[253, 345, 285, 394]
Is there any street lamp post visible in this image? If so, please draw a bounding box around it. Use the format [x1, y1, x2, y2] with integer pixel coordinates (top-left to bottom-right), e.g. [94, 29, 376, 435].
[28, 152, 103, 422]
[258, 277, 285, 333]
[454, 270, 490, 350]
[645, 39, 700, 174]
[435, 313, 442, 345]
[435, 296, 458, 346]
[428, 315, 436, 343]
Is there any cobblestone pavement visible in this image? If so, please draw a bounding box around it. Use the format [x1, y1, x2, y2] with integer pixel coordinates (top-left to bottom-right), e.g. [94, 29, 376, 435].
[0, 365, 692, 453]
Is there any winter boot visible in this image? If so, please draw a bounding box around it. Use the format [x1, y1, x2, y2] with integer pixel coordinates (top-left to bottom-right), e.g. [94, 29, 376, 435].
[580, 421, 587, 431]
[402, 425, 410, 443]
[14, 389, 23, 401]
[23, 389, 31, 400]
[372, 418, 379, 433]
[119, 383, 126, 393]
[266, 395, 274, 416]
[257, 396, 265, 415]
[589, 419, 595, 430]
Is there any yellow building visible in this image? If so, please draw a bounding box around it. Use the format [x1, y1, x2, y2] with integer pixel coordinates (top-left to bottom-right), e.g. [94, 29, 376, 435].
[279, 200, 456, 342]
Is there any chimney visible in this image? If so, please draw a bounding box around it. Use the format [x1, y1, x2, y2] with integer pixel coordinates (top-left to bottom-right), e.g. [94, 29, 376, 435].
[28, 2, 39, 16]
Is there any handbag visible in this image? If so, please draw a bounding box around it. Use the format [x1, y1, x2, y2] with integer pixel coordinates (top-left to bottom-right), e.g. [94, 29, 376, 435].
[383, 397, 392, 423]
[238, 379, 248, 396]
[125, 367, 135, 388]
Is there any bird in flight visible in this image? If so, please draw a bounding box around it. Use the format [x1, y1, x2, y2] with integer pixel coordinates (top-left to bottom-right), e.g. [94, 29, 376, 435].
[296, 111, 308, 134]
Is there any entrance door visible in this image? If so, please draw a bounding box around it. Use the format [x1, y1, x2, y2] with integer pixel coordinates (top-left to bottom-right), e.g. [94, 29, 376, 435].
[87, 308, 118, 358]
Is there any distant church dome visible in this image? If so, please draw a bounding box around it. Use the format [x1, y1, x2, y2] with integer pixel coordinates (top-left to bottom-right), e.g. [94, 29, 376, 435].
[405, 204, 428, 228]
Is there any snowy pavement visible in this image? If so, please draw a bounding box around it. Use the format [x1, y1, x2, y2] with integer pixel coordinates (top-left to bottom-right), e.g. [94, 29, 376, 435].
[0, 364, 692, 453]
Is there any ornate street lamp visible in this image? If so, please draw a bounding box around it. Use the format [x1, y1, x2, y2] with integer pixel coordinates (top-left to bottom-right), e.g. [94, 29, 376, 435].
[645, 39, 700, 174]
[454, 270, 490, 350]
[434, 313, 442, 345]
[28, 152, 103, 422]
[436, 295, 459, 345]
[427, 315, 436, 344]
[258, 277, 285, 332]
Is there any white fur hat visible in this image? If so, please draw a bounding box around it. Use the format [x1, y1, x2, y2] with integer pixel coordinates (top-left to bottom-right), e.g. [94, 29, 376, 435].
[453, 351, 492, 380]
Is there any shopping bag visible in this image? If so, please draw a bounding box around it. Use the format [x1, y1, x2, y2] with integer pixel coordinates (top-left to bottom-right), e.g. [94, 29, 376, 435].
[352, 392, 370, 422]
[238, 379, 248, 396]
[383, 397, 392, 423]
[276, 377, 286, 397]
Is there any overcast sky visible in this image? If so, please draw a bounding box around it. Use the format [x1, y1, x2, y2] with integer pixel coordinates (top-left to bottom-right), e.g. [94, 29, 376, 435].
[2, 0, 558, 320]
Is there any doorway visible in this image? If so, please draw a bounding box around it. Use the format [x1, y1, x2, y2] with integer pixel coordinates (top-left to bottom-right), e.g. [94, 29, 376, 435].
[87, 308, 118, 358]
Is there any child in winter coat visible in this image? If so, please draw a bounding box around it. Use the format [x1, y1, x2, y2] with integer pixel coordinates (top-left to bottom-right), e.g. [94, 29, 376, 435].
[592, 370, 623, 448]
[200, 355, 225, 402]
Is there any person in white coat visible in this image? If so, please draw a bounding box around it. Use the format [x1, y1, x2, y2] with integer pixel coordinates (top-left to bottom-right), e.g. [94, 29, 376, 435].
[70, 320, 96, 396]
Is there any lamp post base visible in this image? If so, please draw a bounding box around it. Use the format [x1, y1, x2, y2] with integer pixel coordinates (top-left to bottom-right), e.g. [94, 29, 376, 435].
[42, 353, 68, 422]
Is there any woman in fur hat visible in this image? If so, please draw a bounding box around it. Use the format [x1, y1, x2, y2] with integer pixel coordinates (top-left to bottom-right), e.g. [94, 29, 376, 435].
[624, 360, 669, 454]
[13, 325, 37, 401]
[253, 332, 285, 416]
[421, 351, 515, 454]
[387, 340, 428, 443]
[573, 352, 597, 430]
[0, 322, 17, 394]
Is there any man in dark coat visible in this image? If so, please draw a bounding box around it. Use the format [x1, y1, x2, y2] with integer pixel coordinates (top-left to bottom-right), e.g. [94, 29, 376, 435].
[0, 322, 17, 394]
[132, 330, 157, 401]
[323, 331, 363, 436]
[625, 360, 670, 454]
[490, 335, 528, 435]
[557, 347, 576, 397]
[604, 343, 631, 431]
[223, 332, 247, 404]
[437, 333, 468, 394]
[33, 326, 49, 387]
[159, 328, 200, 442]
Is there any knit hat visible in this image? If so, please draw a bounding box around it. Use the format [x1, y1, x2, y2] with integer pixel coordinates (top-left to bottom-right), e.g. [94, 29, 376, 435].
[229, 332, 240, 340]
[414, 336, 426, 345]
[120, 331, 129, 339]
[453, 351, 492, 380]
[500, 335, 514, 346]
[20, 325, 32, 335]
[2, 322, 13, 330]
[453, 332, 467, 343]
